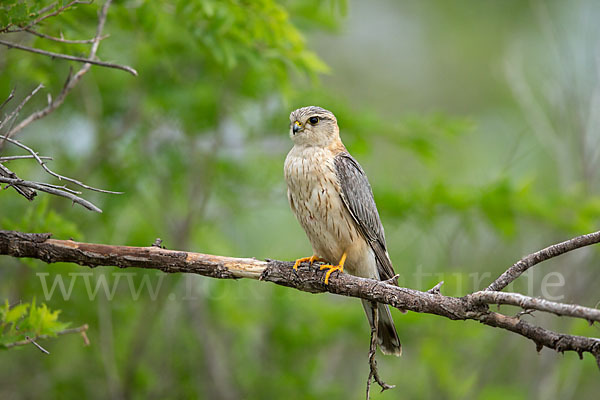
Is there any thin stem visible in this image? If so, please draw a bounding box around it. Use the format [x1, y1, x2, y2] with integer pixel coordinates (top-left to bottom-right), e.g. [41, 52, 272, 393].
[0, 39, 137, 76]
[0, 177, 102, 212]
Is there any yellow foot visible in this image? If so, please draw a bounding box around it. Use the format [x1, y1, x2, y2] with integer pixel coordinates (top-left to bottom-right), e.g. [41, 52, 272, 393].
[293, 255, 325, 270]
[319, 252, 347, 284]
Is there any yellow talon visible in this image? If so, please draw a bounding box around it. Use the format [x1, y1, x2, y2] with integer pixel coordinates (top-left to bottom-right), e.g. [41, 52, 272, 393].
[293, 254, 324, 270]
[319, 252, 347, 284]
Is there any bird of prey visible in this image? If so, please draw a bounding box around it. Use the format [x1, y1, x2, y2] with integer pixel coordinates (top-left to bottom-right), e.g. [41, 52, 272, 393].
[284, 106, 402, 356]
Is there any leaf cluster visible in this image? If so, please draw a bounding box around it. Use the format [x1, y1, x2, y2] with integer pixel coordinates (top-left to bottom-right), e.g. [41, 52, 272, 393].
[0, 299, 70, 349]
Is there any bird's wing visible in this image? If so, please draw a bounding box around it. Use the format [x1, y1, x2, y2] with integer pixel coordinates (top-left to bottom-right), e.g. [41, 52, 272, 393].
[334, 152, 395, 281]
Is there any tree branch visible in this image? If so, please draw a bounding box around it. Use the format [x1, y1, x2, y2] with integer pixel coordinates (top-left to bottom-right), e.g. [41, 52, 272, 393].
[0, 0, 134, 76]
[0, 177, 101, 212]
[0, 163, 37, 200]
[0, 84, 44, 134]
[486, 230, 600, 291]
[0, 1, 125, 211]
[21, 28, 109, 45]
[0, 39, 137, 76]
[470, 291, 600, 322]
[0, 155, 52, 162]
[0, 229, 598, 369]
[0, 134, 121, 194]
[2, 324, 90, 352]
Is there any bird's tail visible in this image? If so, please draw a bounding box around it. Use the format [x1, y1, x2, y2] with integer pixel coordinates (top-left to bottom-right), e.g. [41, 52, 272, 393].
[361, 299, 402, 356]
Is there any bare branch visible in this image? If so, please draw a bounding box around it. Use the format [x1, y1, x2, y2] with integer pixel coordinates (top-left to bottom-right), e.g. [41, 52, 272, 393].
[2, 324, 90, 351]
[0, 155, 53, 162]
[31, 2, 60, 21]
[0, 84, 44, 134]
[0, 230, 598, 368]
[25, 336, 50, 354]
[22, 28, 109, 44]
[0, 134, 121, 194]
[471, 291, 600, 322]
[0, 163, 37, 200]
[0, 177, 102, 212]
[0, 39, 137, 76]
[33, 182, 82, 195]
[486, 231, 600, 291]
[0, 89, 15, 111]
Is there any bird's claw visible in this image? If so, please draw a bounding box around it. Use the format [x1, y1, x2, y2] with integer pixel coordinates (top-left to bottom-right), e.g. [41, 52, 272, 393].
[319, 264, 344, 284]
[292, 255, 324, 270]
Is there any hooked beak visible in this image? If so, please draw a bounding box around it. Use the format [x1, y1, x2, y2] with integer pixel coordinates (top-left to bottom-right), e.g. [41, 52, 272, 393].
[293, 120, 302, 134]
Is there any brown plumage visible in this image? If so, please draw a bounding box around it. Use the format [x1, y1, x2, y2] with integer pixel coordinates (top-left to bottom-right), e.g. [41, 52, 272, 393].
[284, 106, 401, 356]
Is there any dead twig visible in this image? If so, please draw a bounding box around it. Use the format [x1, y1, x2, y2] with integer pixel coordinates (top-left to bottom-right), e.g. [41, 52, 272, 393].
[0, 155, 53, 162]
[25, 336, 50, 355]
[0, 177, 102, 212]
[470, 291, 600, 322]
[0, 84, 44, 135]
[0, 89, 15, 111]
[0, 134, 121, 194]
[21, 28, 109, 44]
[366, 303, 395, 399]
[0, 163, 37, 200]
[0, 39, 137, 76]
[427, 280, 444, 295]
[486, 231, 600, 291]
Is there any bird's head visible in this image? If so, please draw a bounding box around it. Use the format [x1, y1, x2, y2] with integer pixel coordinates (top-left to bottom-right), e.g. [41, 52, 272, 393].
[289, 106, 339, 147]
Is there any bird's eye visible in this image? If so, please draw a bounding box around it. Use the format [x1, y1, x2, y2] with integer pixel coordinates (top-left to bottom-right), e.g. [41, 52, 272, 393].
[308, 116, 319, 125]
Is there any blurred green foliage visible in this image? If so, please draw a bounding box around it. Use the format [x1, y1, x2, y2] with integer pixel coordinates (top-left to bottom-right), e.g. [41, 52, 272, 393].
[1, 0, 599, 399]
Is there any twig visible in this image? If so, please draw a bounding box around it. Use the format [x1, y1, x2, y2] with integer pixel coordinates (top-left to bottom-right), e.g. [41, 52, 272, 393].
[471, 291, 600, 322]
[0, 177, 102, 212]
[427, 280, 444, 295]
[0, 155, 53, 162]
[515, 309, 536, 319]
[0, 39, 137, 76]
[31, 2, 60, 21]
[0, 134, 121, 194]
[366, 303, 395, 399]
[25, 336, 50, 354]
[4, 1, 92, 34]
[33, 182, 82, 195]
[486, 231, 600, 291]
[382, 273, 399, 286]
[2, 324, 90, 350]
[22, 28, 109, 44]
[0, 163, 37, 200]
[0, 89, 15, 111]
[0, 84, 44, 134]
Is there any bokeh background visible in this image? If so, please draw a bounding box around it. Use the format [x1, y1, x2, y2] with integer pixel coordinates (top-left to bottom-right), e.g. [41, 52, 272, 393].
[1, 0, 600, 398]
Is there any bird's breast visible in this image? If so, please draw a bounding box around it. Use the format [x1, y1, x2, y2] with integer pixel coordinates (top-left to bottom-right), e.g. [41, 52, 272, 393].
[284, 146, 362, 264]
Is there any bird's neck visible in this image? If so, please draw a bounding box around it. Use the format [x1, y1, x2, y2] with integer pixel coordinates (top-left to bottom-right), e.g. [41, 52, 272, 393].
[291, 137, 346, 155]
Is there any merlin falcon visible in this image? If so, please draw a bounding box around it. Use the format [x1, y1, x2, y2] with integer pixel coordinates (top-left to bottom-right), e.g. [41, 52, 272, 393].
[284, 106, 402, 356]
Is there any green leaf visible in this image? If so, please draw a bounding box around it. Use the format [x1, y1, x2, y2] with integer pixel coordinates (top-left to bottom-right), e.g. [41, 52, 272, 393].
[5, 303, 29, 325]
